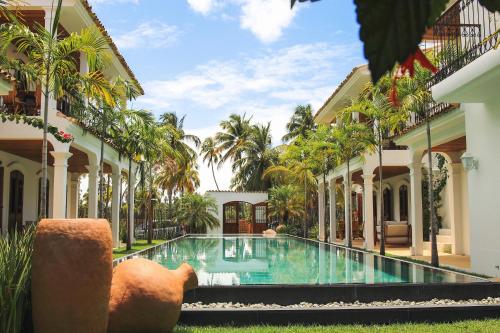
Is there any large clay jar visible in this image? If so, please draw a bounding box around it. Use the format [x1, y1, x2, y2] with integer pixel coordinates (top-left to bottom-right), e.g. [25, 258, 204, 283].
[31, 219, 113, 333]
[108, 259, 198, 333]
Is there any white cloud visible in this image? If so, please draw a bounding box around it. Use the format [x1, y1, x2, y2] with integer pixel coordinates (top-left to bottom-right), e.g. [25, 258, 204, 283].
[239, 0, 297, 43]
[137, 42, 362, 191]
[187, 0, 218, 15]
[185, 0, 299, 43]
[114, 21, 180, 49]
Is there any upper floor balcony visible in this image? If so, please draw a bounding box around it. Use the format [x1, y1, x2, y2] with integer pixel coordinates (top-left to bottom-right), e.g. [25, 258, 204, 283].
[427, 0, 500, 85]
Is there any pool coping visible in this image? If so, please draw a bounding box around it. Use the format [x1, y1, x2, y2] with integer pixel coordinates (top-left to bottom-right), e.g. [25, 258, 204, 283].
[178, 304, 500, 326]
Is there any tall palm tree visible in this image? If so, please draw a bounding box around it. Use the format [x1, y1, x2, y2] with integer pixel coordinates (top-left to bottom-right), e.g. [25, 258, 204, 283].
[114, 108, 156, 250]
[0, 2, 111, 218]
[398, 64, 440, 266]
[282, 104, 316, 143]
[231, 123, 277, 191]
[215, 113, 252, 164]
[200, 137, 221, 190]
[331, 121, 374, 248]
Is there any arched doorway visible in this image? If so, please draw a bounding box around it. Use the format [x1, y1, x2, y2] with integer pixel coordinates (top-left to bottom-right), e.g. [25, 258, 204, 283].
[8, 170, 24, 233]
[223, 201, 268, 234]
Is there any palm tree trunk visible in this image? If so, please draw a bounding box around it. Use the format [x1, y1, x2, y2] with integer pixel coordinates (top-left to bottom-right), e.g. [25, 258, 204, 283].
[323, 171, 328, 240]
[40, 79, 50, 219]
[126, 157, 132, 251]
[211, 163, 220, 191]
[378, 126, 385, 256]
[426, 114, 439, 267]
[303, 173, 308, 238]
[98, 118, 106, 219]
[346, 161, 352, 248]
[147, 165, 153, 245]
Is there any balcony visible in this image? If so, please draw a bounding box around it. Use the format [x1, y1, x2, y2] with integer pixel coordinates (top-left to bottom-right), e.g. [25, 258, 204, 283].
[428, 0, 500, 85]
[0, 85, 41, 116]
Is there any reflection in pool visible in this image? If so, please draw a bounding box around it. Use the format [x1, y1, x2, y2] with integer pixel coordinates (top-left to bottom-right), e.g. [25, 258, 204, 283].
[143, 235, 484, 286]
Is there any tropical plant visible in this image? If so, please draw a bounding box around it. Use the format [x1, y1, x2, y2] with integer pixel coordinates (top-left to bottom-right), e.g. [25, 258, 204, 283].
[0, 226, 36, 333]
[268, 184, 304, 226]
[201, 136, 221, 190]
[330, 121, 374, 248]
[282, 104, 316, 143]
[174, 193, 220, 233]
[231, 123, 278, 191]
[0, 1, 112, 218]
[215, 113, 252, 164]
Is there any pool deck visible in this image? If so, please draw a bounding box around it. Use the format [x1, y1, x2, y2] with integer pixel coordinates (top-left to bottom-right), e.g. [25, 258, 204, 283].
[346, 239, 472, 272]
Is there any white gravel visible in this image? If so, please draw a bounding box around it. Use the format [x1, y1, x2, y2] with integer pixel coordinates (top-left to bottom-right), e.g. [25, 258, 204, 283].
[182, 297, 500, 310]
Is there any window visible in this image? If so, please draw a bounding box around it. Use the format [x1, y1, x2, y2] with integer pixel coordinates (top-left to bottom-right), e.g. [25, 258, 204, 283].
[399, 185, 409, 221]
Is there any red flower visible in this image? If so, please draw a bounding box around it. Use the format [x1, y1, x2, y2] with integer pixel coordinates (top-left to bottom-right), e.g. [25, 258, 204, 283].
[63, 133, 72, 139]
[389, 47, 437, 107]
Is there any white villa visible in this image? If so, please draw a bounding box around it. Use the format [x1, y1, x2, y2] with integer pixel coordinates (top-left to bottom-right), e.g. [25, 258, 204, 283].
[316, 0, 500, 277]
[0, 0, 142, 247]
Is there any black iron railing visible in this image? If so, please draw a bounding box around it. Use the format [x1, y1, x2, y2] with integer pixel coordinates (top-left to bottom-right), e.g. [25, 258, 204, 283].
[430, 0, 500, 85]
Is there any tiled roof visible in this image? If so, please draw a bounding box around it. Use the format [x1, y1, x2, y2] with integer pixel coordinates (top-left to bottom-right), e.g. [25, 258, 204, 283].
[80, 0, 144, 95]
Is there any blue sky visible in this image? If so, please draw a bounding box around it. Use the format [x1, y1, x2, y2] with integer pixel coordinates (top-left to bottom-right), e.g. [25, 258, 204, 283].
[89, 0, 365, 192]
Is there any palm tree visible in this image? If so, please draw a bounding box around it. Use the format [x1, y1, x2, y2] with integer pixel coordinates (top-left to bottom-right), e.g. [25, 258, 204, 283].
[175, 193, 220, 233]
[331, 121, 374, 248]
[231, 123, 277, 191]
[115, 109, 156, 250]
[215, 113, 252, 164]
[398, 64, 439, 266]
[0, 3, 111, 218]
[268, 184, 304, 226]
[282, 104, 316, 143]
[201, 137, 221, 190]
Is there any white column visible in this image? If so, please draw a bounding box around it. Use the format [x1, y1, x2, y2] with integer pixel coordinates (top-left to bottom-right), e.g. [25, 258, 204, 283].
[329, 179, 337, 243]
[362, 174, 375, 250]
[318, 181, 326, 241]
[111, 172, 121, 248]
[409, 162, 424, 255]
[448, 163, 464, 255]
[129, 169, 136, 243]
[343, 172, 350, 246]
[86, 164, 99, 219]
[67, 174, 80, 218]
[50, 151, 72, 219]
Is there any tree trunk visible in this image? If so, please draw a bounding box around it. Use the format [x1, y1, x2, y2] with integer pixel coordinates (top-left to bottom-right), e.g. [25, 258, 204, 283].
[303, 174, 308, 238]
[98, 117, 106, 219]
[323, 171, 328, 241]
[40, 54, 52, 220]
[346, 161, 352, 248]
[147, 165, 153, 244]
[426, 114, 439, 267]
[126, 158, 132, 251]
[378, 126, 386, 256]
[211, 163, 220, 191]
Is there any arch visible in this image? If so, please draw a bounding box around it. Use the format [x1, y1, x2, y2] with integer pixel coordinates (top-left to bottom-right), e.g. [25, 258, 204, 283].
[222, 201, 268, 234]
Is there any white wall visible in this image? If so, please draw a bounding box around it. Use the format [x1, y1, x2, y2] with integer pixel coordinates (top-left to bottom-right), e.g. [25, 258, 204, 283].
[205, 191, 268, 235]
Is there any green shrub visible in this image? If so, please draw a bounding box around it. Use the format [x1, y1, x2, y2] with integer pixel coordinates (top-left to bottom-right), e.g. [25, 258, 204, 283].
[0, 226, 36, 333]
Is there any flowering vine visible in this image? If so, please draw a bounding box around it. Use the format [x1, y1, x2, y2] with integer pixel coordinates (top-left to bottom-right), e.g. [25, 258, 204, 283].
[0, 112, 74, 143]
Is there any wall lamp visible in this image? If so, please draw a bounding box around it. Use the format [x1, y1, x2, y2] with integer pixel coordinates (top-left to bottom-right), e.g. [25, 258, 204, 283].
[461, 152, 478, 171]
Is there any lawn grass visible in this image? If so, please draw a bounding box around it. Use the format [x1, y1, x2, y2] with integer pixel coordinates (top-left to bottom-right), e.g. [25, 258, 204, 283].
[112, 239, 166, 259]
[175, 319, 500, 333]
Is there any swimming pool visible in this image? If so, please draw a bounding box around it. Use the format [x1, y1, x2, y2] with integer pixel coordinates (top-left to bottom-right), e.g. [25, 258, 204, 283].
[142, 235, 484, 286]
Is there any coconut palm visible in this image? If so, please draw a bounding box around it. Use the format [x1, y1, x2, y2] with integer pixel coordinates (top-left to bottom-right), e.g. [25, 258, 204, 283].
[231, 123, 278, 191]
[200, 137, 221, 190]
[175, 193, 220, 233]
[215, 113, 252, 164]
[268, 184, 304, 226]
[282, 104, 316, 143]
[0, 2, 112, 218]
[331, 121, 374, 248]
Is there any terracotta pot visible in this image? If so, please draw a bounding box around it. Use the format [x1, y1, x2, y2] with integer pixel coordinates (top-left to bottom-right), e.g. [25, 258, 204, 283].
[31, 219, 113, 333]
[108, 258, 198, 333]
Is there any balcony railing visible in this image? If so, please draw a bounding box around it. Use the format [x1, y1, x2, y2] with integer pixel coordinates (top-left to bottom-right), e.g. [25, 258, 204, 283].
[0, 89, 40, 116]
[429, 0, 500, 85]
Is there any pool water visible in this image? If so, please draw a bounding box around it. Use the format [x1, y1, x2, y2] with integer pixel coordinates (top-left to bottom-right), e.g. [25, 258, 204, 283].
[143, 235, 484, 286]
